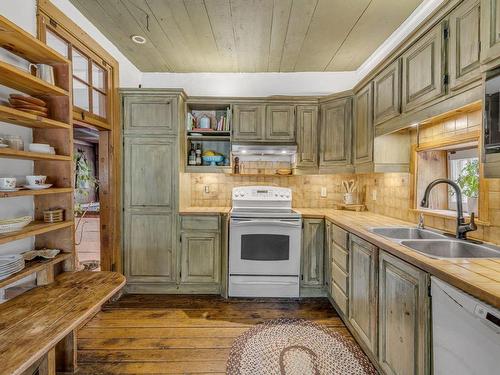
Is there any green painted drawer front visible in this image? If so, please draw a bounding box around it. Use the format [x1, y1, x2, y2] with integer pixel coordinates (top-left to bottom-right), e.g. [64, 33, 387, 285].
[181, 216, 220, 231]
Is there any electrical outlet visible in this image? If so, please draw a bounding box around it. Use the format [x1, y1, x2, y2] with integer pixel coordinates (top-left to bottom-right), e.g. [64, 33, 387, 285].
[204, 185, 210, 194]
[320, 187, 327, 198]
[372, 189, 377, 201]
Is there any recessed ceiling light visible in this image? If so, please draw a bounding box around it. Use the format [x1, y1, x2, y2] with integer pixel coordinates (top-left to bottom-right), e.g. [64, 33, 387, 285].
[131, 35, 147, 44]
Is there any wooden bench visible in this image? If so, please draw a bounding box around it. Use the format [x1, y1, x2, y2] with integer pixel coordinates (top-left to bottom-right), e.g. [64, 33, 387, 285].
[0, 271, 125, 375]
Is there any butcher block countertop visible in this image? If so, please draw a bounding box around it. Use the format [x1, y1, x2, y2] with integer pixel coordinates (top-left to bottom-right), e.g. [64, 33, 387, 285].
[179, 206, 231, 215]
[295, 208, 500, 308]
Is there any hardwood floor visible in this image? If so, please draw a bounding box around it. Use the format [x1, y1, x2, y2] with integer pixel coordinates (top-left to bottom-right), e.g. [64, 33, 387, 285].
[77, 295, 356, 374]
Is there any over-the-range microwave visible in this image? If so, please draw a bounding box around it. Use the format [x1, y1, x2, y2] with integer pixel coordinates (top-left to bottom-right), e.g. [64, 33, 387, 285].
[483, 68, 500, 177]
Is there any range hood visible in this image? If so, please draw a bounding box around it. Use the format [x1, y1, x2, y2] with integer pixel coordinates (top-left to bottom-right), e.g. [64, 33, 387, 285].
[231, 144, 297, 156]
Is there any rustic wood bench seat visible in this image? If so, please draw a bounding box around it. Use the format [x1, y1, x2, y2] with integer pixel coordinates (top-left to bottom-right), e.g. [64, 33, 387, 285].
[0, 271, 125, 375]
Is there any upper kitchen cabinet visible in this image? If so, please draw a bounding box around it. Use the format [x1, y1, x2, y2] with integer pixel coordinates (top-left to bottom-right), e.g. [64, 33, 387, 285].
[265, 105, 296, 142]
[481, 0, 500, 64]
[232, 104, 265, 141]
[320, 97, 353, 172]
[449, 0, 481, 91]
[354, 84, 374, 172]
[402, 21, 446, 112]
[296, 105, 319, 169]
[123, 95, 177, 135]
[373, 59, 401, 126]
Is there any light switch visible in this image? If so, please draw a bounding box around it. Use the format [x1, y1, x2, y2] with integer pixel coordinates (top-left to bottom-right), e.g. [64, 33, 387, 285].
[321, 187, 327, 198]
[204, 185, 210, 194]
[372, 189, 377, 201]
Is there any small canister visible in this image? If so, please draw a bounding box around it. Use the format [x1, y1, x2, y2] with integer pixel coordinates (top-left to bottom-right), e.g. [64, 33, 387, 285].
[43, 208, 64, 223]
[5, 135, 24, 150]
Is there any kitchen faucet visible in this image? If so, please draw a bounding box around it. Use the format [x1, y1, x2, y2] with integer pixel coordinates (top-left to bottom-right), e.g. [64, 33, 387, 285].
[420, 178, 477, 240]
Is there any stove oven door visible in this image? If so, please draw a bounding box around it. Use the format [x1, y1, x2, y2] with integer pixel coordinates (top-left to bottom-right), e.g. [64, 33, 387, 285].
[229, 218, 301, 276]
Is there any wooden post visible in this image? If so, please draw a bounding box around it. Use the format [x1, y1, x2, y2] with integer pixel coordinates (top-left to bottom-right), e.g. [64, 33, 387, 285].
[36, 264, 54, 286]
[38, 347, 56, 375]
[56, 330, 77, 373]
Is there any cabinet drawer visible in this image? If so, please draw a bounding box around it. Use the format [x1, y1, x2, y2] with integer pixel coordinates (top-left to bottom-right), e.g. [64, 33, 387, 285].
[331, 282, 348, 316]
[331, 224, 348, 249]
[332, 262, 348, 295]
[332, 243, 349, 272]
[181, 216, 220, 231]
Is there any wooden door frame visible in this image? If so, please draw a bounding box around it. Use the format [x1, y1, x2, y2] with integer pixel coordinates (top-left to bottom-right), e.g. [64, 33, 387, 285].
[37, 0, 122, 273]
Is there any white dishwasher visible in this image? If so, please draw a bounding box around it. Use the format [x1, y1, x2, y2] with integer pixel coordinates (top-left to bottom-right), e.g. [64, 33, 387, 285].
[431, 277, 500, 375]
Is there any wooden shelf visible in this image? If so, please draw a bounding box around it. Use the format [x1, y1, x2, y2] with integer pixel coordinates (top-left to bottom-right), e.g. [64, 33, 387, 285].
[0, 148, 71, 161]
[0, 16, 69, 65]
[187, 135, 230, 141]
[187, 131, 231, 136]
[0, 60, 68, 97]
[0, 221, 73, 245]
[229, 173, 294, 177]
[0, 187, 73, 199]
[185, 165, 232, 173]
[0, 105, 70, 130]
[0, 252, 71, 289]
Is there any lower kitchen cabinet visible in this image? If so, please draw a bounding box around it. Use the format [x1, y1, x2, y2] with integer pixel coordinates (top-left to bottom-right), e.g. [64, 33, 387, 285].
[324, 220, 333, 292]
[301, 218, 325, 291]
[180, 231, 220, 284]
[378, 250, 430, 375]
[349, 234, 378, 355]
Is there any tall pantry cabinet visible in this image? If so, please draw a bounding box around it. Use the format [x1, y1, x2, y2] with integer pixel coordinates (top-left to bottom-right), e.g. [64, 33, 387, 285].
[121, 89, 184, 293]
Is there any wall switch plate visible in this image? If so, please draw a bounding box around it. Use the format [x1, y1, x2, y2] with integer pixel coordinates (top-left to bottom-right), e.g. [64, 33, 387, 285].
[372, 189, 377, 201]
[321, 187, 327, 198]
[204, 185, 210, 194]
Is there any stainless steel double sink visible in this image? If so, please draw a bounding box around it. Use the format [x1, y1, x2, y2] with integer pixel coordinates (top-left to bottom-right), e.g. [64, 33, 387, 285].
[369, 227, 500, 259]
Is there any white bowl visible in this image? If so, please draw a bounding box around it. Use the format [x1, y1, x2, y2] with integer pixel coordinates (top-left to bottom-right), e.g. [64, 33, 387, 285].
[28, 143, 51, 153]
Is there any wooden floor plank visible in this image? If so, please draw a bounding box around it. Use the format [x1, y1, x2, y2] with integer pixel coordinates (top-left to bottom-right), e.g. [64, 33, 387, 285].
[77, 294, 358, 374]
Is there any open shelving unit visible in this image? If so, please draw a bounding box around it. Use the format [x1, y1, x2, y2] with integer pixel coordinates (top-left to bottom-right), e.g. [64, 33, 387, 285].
[0, 15, 74, 289]
[185, 100, 232, 173]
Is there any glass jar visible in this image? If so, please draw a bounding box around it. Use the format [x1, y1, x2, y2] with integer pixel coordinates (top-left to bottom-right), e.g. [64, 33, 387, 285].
[5, 135, 24, 150]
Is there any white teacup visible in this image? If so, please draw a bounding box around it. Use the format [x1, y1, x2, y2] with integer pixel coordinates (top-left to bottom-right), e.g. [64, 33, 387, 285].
[0, 177, 16, 190]
[26, 175, 47, 186]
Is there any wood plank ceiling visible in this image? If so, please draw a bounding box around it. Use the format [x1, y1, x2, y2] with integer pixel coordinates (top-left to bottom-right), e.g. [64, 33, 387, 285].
[69, 0, 422, 72]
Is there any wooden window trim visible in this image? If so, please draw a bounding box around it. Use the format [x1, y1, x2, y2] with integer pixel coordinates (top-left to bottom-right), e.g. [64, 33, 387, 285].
[410, 131, 490, 225]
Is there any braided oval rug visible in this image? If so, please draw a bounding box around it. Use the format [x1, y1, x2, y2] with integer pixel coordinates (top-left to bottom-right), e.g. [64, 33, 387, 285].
[226, 318, 378, 375]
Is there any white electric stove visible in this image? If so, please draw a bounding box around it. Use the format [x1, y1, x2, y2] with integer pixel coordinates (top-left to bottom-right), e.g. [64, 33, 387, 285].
[229, 186, 301, 297]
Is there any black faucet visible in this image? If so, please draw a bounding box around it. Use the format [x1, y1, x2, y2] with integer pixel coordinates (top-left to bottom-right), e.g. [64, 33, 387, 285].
[420, 178, 477, 240]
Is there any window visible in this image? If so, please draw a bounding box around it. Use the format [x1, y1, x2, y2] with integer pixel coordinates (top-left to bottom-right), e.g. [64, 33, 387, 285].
[447, 148, 479, 213]
[43, 24, 109, 122]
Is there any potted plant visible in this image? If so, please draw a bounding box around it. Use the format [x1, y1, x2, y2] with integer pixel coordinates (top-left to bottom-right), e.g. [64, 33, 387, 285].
[456, 159, 479, 215]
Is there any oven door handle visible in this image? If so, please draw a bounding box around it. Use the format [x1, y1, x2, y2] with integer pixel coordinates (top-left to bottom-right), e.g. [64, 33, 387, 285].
[231, 219, 301, 228]
[231, 280, 297, 286]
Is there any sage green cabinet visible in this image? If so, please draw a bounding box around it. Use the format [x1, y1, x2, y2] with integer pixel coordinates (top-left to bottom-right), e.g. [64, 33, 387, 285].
[123, 95, 176, 135]
[266, 105, 295, 142]
[296, 105, 319, 168]
[331, 224, 349, 315]
[180, 231, 220, 284]
[354, 84, 374, 170]
[401, 22, 446, 112]
[320, 97, 353, 170]
[378, 251, 430, 375]
[232, 104, 265, 141]
[373, 59, 401, 125]
[301, 218, 324, 288]
[449, 0, 481, 91]
[481, 0, 500, 63]
[349, 235, 378, 355]
[324, 220, 333, 292]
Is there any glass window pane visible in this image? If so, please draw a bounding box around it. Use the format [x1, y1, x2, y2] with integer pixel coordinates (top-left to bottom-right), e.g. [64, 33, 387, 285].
[46, 30, 69, 58]
[92, 62, 106, 90]
[72, 49, 89, 82]
[73, 78, 89, 111]
[92, 89, 106, 118]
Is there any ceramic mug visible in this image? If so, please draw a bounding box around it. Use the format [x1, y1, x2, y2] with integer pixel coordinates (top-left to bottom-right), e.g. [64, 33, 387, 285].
[26, 175, 47, 186]
[0, 177, 16, 190]
[29, 64, 55, 85]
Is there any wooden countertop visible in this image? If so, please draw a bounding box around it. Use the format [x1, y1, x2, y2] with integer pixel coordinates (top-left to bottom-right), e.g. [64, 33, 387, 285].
[179, 206, 231, 215]
[295, 208, 500, 308]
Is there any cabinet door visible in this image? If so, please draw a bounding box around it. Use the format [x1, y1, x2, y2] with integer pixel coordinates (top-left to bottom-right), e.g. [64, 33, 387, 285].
[320, 98, 352, 168]
[181, 232, 220, 284]
[481, 0, 500, 63]
[123, 95, 176, 135]
[124, 212, 175, 283]
[449, 0, 481, 90]
[266, 105, 295, 141]
[373, 59, 401, 125]
[354, 85, 373, 167]
[349, 235, 378, 355]
[124, 137, 176, 209]
[402, 22, 446, 112]
[378, 251, 430, 375]
[232, 104, 265, 141]
[296, 105, 319, 168]
[324, 220, 332, 291]
[301, 219, 324, 287]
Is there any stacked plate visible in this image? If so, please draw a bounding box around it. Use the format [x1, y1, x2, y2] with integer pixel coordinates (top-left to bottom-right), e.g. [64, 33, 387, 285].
[0, 254, 25, 281]
[0, 216, 32, 234]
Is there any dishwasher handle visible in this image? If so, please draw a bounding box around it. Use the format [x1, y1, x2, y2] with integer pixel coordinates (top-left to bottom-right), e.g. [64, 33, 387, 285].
[475, 305, 500, 328]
